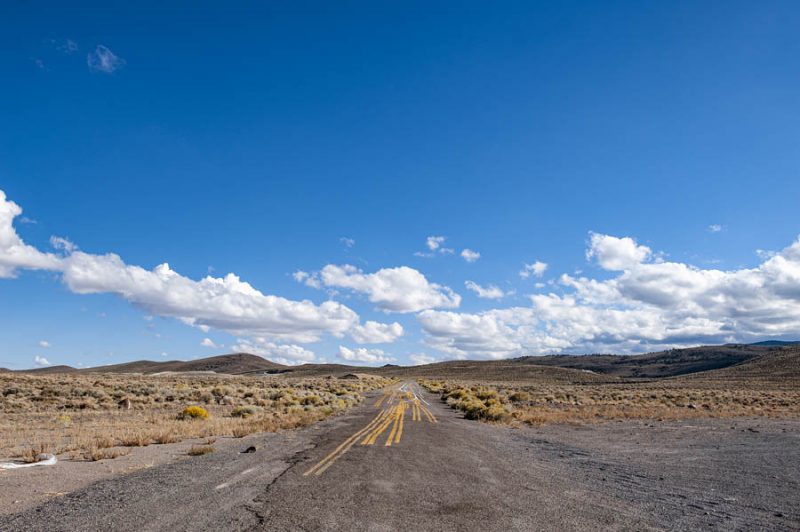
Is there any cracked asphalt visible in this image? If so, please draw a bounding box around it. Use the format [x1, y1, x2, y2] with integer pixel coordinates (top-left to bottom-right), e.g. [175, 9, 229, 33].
[1, 381, 798, 531]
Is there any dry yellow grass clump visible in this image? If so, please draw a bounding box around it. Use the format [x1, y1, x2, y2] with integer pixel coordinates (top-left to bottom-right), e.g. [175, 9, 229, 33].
[0, 373, 390, 461]
[419, 377, 800, 426]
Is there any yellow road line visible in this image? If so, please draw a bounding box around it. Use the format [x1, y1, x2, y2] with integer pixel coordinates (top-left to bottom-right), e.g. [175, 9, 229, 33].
[362, 404, 400, 445]
[394, 402, 405, 444]
[303, 408, 391, 476]
[385, 406, 401, 446]
[420, 404, 437, 423]
[374, 393, 386, 408]
[385, 402, 406, 446]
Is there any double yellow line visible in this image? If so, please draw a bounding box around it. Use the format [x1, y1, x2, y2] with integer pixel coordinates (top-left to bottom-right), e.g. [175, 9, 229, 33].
[411, 399, 437, 423]
[303, 407, 393, 476]
[304, 386, 435, 476]
[361, 402, 405, 446]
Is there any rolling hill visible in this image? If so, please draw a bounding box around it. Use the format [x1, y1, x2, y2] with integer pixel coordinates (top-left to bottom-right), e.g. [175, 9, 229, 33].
[8, 343, 797, 383]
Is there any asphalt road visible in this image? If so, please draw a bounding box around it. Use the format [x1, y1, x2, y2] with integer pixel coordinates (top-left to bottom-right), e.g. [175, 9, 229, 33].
[1, 382, 798, 531]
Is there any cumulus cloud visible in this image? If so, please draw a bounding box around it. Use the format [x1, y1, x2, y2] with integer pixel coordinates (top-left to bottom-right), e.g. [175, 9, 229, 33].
[586, 233, 651, 271]
[313, 264, 460, 313]
[708, 224, 724, 233]
[460, 249, 480, 263]
[38, 340, 50, 348]
[87, 45, 125, 73]
[0, 190, 399, 347]
[0, 190, 61, 278]
[34, 355, 51, 367]
[200, 338, 220, 349]
[419, 233, 800, 358]
[349, 320, 404, 343]
[293, 270, 322, 289]
[416, 235, 454, 257]
[426, 236, 445, 251]
[337, 346, 395, 364]
[520, 261, 548, 279]
[50, 235, 77, 253]
[59, 254, 360, 342]
[464, 280, 506, 300]
[231, 338, 315, 365]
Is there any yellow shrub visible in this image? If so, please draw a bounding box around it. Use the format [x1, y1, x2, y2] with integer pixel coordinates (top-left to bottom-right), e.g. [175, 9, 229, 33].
[179, 405, 209, 420]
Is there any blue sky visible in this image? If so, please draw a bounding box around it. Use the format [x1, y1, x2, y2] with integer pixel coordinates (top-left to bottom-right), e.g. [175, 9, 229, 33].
[2, 1, 799, 369]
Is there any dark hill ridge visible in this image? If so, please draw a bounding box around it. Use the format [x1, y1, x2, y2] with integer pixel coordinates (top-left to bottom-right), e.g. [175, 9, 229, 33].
[516, 344, 773, 379]
[7, 343, 797, 383]
[84, 353, 287, 375]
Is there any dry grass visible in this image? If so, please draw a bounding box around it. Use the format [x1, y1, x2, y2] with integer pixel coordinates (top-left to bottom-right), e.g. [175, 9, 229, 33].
[84, 446, 130, 461]
[419, 377, 800, 426]
[0, 373, 390, 460]
[187, 445, 215, 456]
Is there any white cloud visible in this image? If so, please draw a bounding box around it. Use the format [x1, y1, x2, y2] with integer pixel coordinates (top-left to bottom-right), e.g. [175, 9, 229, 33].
[416, 236, 454, 257]
[34, 355, 51, 367]
[315, 264, 460, 313]
[349, 320, 404, 343]
[87, 45, 125, 73]
[419, 232, 800, 358]
[200, 338, 220, 349]
[708, 224, 724, 233]
[293, 270, 321, 289]
[232, 338, 315, 365]
[340, 237, 355, 248]
[0, 190, 398, 347]
[409, 353, 437, 366]
[0, 190, 62, 278]
[50, 235, 77, 253]
[586, 233, 651, 271]
[426, 236, 445, 251]
[520, 261, 548, 279]
[38, 340, 50, 348]
[460, 249, 480, 263]
[464, 280, 506, 300]
[59, 254, 360, 342]
[337, 346, 395, 364]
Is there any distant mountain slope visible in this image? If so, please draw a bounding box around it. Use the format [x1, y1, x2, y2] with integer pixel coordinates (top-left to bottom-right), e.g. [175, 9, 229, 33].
[380, 359, 615, 383]
[518, 345, 772, 379]
[686, 346, 800, 385]
[749, 340, 800, 347]
[83, 353, 287, 375]
[9, 344, 795, 382]
[24, 365, 79, 374]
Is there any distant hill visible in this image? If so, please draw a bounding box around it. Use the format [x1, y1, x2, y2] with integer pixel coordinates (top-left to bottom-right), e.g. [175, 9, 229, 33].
[749, 340, 800, 347]
[518, 344, 772, 379]
[83, 353, 287, 375]
[7, 343, 796, 383]
[683, 346, 800, 385]
[24, 364, 80, 374]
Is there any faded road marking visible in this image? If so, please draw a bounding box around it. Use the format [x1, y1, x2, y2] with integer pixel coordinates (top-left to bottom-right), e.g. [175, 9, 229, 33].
[305, 382, 436, 476]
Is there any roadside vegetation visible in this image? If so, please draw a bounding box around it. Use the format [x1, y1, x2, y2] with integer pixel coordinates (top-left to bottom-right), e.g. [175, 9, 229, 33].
[0, 373, 390, 461]
[419, 378, 800, 426]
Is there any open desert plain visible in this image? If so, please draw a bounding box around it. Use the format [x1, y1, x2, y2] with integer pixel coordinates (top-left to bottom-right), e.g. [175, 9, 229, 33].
[1, 344, 799, 531]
